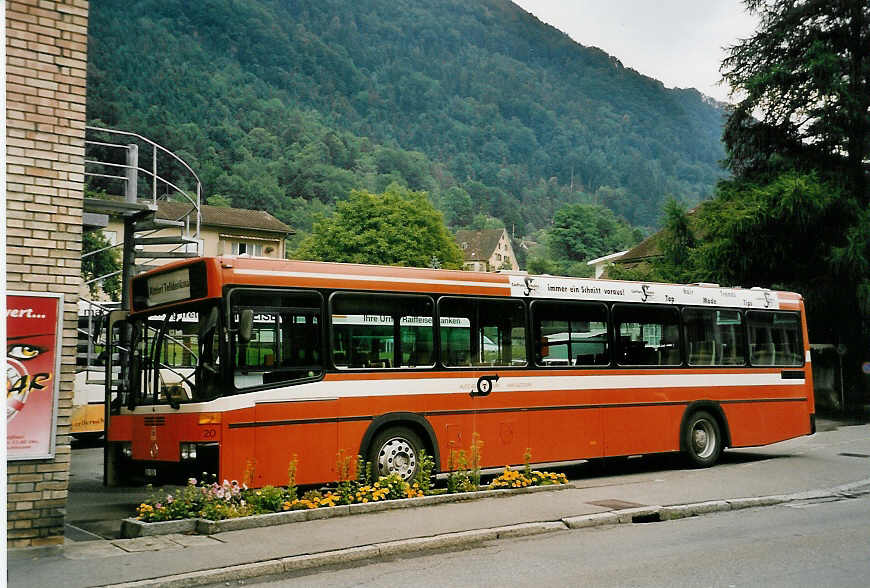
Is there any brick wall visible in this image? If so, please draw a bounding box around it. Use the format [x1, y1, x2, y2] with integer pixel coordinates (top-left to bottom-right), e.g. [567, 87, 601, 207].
[5, 0, 89, 548]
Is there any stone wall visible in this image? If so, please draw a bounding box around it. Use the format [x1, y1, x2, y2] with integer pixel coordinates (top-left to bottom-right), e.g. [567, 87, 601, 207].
[5, 0, 89, 548]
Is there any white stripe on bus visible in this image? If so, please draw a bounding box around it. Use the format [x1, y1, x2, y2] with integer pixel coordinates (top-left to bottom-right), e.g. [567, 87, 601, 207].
[122, 371, 805, 415]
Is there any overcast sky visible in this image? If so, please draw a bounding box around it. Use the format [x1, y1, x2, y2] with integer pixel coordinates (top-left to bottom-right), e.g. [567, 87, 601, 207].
[512, 1, 758, 103]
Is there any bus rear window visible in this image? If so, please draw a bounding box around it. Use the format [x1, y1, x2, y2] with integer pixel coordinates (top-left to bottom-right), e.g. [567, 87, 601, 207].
[747, 311, 803, 366]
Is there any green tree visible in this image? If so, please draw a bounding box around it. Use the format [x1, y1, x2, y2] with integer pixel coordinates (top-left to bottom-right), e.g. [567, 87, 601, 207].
[82, 230, 121, 299]
[206, 194, 232, 207]
[440, 186, 473, 228]
[544, 203, 640, 276]
[694, 173, 842, 287]
[525, 255, 558, 276]
[468, 213, 505, 231]
[713, 0, 870, 409]
[652, 199, 699, 283]
[722, 0, 869, 199]
[294, 184, 463, 269]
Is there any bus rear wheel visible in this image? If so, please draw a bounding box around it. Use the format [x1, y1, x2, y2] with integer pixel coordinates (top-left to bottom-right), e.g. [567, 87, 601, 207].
[682, 410, 723, 468]
[369, 426, 423, 482]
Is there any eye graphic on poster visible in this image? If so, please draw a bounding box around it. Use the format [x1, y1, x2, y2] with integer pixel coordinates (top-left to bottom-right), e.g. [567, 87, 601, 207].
[6, 293, 62, 460]
[6, 342, 51, 422]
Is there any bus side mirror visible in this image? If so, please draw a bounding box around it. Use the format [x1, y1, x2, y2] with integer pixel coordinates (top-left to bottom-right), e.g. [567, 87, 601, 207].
[239, 309, 253, 344]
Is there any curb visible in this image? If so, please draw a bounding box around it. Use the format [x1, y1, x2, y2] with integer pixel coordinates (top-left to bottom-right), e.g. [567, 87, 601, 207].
[121, 482, 574, 538]
[106, 522, 564, 588]
[102, 478, 870, 588]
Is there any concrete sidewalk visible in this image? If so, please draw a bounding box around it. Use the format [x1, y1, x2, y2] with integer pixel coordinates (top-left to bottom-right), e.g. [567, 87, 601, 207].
[10, 420, 870, 588]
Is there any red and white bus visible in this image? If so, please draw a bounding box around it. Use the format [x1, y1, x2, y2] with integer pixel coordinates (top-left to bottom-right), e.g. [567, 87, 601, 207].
[104, 256, 815, 487]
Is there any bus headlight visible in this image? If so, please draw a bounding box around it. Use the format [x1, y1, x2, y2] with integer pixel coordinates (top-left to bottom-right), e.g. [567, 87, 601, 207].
[180, 442, 198, 461]
[120, 442, 132, 459]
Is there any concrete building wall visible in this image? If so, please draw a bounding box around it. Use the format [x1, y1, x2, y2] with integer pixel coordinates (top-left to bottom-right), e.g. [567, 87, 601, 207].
[6, 0, 89, 547]
[103, 219, 286, 259]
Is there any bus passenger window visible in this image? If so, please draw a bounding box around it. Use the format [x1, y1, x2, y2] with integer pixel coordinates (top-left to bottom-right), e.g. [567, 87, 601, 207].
[330, 293, 435, 370]
[531, 301, 608, 367]
[438, 298, 527, 368]
[229, 289, 323, 390]
[747, 311, 802, 366]
[439, 315, 471, 366]
[613, 305, 681, 366]
[683, 308, 746, 366]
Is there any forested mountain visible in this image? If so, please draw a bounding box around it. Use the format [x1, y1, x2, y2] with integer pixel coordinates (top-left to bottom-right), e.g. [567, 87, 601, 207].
[87, 0, 726, 236]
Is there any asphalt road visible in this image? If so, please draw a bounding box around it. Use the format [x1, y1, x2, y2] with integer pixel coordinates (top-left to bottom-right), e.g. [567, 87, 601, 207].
[252, 492, 870, 587]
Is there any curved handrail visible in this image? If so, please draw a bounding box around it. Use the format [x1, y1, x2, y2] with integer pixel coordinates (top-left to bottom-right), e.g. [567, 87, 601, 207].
[85, 125, 201, 187]
[84, 125, 201, 240]
[82, 126, 203, 317]
[84, 159, 198, 212]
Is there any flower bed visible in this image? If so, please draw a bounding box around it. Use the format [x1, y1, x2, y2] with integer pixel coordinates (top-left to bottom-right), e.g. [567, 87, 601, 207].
[133, 465, 568, 525]
[490, 466, 568, 489]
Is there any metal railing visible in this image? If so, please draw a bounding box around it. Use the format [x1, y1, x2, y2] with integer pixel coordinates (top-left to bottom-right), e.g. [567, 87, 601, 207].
[84, 125, 202, 242]
[76, 298, 121, 384]
[81, 127, 204, 384]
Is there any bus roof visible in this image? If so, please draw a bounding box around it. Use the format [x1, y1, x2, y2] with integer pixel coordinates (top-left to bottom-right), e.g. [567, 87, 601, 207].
[130, 256, 803, 314]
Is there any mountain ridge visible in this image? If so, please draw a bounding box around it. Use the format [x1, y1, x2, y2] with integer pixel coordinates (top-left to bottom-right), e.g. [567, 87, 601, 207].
[87, 0, 726, 235]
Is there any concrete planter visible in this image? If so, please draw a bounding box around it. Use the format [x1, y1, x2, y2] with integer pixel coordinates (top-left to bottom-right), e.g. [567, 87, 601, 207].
[120, 482, 573, 538]
[120, 517, 197, 538]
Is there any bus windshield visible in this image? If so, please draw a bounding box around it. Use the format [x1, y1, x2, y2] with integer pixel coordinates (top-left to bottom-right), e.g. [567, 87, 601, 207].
[126, 303, 222, 407]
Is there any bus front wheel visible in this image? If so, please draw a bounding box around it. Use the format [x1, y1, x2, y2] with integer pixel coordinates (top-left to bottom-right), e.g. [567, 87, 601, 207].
[369, 426, 423, 482]
[682, 410, 723, 468]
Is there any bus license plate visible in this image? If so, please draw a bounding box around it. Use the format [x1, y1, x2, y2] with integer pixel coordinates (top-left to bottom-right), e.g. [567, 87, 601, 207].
[145, 468, 157, 477]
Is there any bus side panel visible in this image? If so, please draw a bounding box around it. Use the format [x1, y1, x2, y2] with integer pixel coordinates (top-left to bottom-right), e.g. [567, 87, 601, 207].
[528, 407, 602, 462]
[426, 413, 475, 471]
[420, 387, 476, 471]
[723, 399, 812, 447]
[338, 420, 370, 466]
[221, 407, 256, 484]
[526, 384, 603, 462]
[472, 390, 530, 467]
[339, 391, 471, 473]
[72, 404, 105, 435]
[253, 400, 339, 487]
[72, 372, 105, 435]
[602, 405, 684, 457]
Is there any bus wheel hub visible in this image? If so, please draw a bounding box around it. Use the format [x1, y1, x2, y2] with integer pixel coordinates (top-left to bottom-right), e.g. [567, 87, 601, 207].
[693, 429, 707, 450]
[379, 437, 416, 478]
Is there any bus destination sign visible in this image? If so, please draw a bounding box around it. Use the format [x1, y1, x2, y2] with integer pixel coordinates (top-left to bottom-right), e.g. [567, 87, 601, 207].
[147, 268, 192, 307]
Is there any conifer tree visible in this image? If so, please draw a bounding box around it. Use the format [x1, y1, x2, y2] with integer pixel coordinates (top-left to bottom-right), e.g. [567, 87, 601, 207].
[722, 0, 869, 201]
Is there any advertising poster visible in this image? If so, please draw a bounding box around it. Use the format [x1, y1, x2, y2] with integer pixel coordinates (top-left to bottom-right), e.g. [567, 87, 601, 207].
[6, 292, 63, 460]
